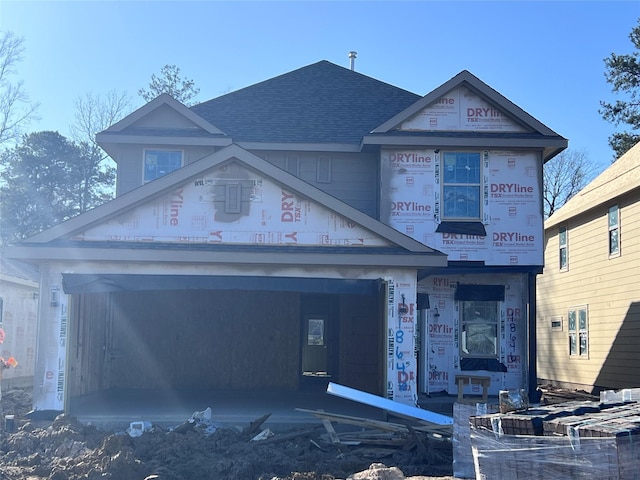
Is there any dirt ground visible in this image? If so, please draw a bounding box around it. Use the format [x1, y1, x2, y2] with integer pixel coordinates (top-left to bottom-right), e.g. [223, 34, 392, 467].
[0, 387, 456, 480]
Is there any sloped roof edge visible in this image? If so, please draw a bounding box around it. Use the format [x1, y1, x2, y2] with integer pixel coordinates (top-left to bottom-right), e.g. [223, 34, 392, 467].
[102, 93, 226, 135]
[21, 144, 445, 256]
[372, 70, 567, 149]
[546, 141, 640, 229]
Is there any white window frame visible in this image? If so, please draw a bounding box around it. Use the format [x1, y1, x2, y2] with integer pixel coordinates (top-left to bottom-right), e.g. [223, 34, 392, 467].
[559, 226, 568, 271]
[568, 306, 588, 358]
[441, 151, 482, 221]
[608, 205, 620, 257]
[143, 149, 183, 183]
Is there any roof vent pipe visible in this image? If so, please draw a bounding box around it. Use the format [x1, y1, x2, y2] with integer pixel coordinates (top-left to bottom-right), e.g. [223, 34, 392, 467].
[348, 51, 357, 71]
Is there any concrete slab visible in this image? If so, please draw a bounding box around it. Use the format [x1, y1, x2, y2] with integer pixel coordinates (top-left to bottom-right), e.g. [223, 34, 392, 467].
[67, 388, 462, 432]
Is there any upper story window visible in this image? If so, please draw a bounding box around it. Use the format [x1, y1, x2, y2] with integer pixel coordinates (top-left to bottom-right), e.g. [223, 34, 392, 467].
[608, 205, 620, 256]
[559, 226, 568, 270]
[442, 151, 482, 220]
[144, 149, 183, 183]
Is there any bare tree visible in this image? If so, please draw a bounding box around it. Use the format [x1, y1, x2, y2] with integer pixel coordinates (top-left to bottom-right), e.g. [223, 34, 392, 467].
[0, 31, 39, 147]
[68, 90, 132, 199]
[70, 90, 132, 155]
[138, 64, 200, 105]
[543, 149, 599, 218]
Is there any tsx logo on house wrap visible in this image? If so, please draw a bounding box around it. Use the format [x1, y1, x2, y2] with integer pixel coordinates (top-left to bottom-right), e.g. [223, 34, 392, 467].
[441, 233, 484, 245]
[491, 183, 534, 198]
[492, 232, 535, 246]
[169, 188, 184, 226]
[467, 107, 505, 118]
[390, 201, 432, 215]
[388, 153, 432, 166]
[280, 190, 301, 222]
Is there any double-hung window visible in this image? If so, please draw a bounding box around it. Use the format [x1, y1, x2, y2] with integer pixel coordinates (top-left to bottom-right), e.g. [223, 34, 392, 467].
[559, 227, 568, 270]
[568, 306, 588, 357]
[608, 205, 620, 256]
[442, 152, 482, 220]
[144, 149, 183, 183]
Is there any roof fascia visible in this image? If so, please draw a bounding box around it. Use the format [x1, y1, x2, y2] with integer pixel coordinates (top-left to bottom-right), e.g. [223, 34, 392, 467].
[103, 94, 225, 135]
[362, 135, 568, 150]
[96, 132, 233, 147]
[237, 142, 362, 153]
[5, 245, 448, 268]
[372, 70, 562, 138]
[23, 144, 444, 255]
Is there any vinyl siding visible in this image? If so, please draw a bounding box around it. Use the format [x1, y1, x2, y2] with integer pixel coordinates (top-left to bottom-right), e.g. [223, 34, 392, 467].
[537, 190, 640, 392]
[254, 150, 379, 218]
[115, 144, 219, 195]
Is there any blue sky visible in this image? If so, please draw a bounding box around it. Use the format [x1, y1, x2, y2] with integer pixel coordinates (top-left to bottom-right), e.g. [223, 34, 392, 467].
[1, 1, 639, 170]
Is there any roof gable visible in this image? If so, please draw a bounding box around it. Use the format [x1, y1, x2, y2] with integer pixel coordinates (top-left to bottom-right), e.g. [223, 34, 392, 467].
[190, 61, 421, 145]
[103, 93, 225, 136]
[546, 142, 640, 229]
[25, 145, 440, 254]
[373, 70, 560, 136]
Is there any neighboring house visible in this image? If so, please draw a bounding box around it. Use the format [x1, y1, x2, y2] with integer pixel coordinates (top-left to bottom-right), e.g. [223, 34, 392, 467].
[537, 142, 640, 394]
[5, 61, 567, 415]
[0, 257, 39, 388]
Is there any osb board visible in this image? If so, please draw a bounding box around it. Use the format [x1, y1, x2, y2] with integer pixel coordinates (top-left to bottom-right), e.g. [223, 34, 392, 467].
[74, 289, 301, 391]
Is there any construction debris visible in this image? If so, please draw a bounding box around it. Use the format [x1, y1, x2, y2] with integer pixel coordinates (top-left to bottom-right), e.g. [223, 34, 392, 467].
[0, 387, 455, 480]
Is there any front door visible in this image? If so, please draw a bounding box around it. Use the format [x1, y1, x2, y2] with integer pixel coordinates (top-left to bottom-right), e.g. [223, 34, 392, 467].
[302, 314, 329, 375]
[300, 293, 338, 389]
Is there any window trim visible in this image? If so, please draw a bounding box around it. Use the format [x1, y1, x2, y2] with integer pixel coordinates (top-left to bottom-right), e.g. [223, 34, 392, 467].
[608, 205, 620, 257]
[316, 155, 332, 183]
[285, 154, 300, 177]
[459, 299, 499, 359]
[558, 226, 568, 271]
[143, 149, 184, 183]
[439, 150, 483, 222]
[568, 305, 589, 358]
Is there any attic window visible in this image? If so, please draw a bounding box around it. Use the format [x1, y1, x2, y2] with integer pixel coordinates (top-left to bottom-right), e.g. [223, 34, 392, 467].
[316, 155, 332, 183]
[225, 183, 242, 214]
[144, 149, 183, 183]
[285, 155, 299, 176]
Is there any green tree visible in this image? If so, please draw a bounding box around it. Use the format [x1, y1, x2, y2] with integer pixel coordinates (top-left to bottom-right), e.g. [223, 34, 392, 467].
[138, 64, 200, 105]
[543, 149, 599, 218]
[0, 31, 39, 147]
[600, 18, 640, 159]
[0, 131, 115, 244]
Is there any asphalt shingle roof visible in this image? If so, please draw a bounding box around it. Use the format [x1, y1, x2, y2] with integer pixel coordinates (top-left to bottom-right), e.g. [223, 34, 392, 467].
[190, 61, 421, 144]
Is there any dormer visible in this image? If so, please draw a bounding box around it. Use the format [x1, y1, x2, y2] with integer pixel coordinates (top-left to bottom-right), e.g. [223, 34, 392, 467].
[97, 94, 231, 196]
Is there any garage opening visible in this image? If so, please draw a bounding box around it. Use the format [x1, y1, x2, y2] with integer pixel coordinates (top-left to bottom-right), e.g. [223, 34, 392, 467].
[63, 275, 385, 403]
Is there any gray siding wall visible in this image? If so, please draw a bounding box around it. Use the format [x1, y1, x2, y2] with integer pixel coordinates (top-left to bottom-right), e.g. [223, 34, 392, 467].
[114, 147, 379, 220]
[115, 144, 219, 196]
[252, 150, 379, 218]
